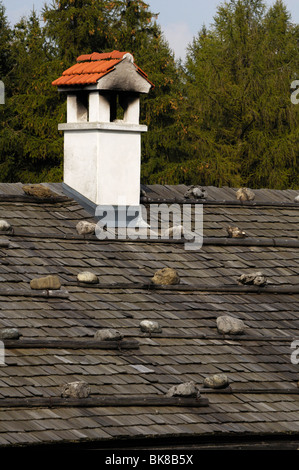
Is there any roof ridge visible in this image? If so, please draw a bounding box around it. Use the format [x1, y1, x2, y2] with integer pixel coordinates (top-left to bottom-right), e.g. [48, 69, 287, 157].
[76, 50, 129, 63]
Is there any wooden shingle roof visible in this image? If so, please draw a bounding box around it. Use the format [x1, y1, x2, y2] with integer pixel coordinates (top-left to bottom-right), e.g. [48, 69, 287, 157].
[0, 183, 299, 449]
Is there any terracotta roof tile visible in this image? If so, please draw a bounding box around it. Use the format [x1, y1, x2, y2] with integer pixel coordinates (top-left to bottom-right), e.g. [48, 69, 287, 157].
[76, 51, 128, 62]
[52, 50, 153, 87]
[60, 73, 106, 86]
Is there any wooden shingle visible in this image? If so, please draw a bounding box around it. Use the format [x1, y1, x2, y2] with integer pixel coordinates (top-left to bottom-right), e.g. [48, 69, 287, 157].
[1, 183, 299, 449]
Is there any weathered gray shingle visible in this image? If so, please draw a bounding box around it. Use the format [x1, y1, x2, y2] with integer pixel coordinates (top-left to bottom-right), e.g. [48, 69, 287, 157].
[0, 183, 299, 449]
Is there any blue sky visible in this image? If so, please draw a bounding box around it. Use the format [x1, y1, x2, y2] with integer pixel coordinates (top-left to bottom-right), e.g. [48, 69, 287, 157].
[3, 0, 299, 60]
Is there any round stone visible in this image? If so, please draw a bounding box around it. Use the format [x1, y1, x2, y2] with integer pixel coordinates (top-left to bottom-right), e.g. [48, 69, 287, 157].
[0, 328, 20, 339]
[30, 275, 61, 290]
[216, 315, 245, 335]
[61, 381, 90, 399]
[94, 329, 123, 341]
[166, 381, 200, 398]
[0, 220, 11, 231]
[203, 374, 229, 389]
[76, 221, 96, 236]
[140, 320, 162, 334]
[151, 267, 180, 286]
[238, 272, 267, 287]
[77, 271, 99, 284]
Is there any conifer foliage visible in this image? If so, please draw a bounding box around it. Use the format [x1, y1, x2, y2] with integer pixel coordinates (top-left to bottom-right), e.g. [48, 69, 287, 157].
[0, 2, 11, 77]
[0, 10, 66, 182]
[178, 0, 299, 188]
[0, 0, 298, 188]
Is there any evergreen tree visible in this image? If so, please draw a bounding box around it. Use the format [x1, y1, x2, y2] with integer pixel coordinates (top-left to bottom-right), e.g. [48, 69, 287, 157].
[108, 1, 187, 182]
[43, 0, 112, 65]
[0, 1, 12, 78]
[178, 0, 299, 188]
[244, 0, 299, 188]
[0, 10, 64, 182]
[109, 0, 157, 52]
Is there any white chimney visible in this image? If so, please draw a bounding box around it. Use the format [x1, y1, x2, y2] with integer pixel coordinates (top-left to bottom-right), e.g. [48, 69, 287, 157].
[53, 51, 153, 223]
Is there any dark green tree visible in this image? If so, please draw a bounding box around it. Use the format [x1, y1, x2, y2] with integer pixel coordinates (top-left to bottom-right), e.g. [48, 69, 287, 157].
[107, 1, 187, 182]
[43, 0, 112, 65]
[177, 0, 299, 188]
[243, 0, 299, 188]
[0, 10, 65, 182]
[0, 1, 12, 77]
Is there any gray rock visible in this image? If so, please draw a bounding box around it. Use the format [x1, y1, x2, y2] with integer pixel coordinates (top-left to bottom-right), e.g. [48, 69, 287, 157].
[166, 381, 200, 398]
[22, 184, 57, 199]
[140, 320, 162, 334]
[76, 220, 97, 236]
[151, 267, 180, 286]
[236, 187, 255, 202]
[252, 274, 267, 286]
[30, 275, 61, 290]
[203, 374, 229, 389]
[184, 185, 207, 199]
[294, 195, 299, 203]
[77, 271, 99, 284]
[0, 220, 11, 231]
[94, 328, 123, 341]
[216, 315, 246, 335]
[226, 226, 246, 238]
[238, 271, 267, 287]
[61, 381, 90, 399]
[0, 328, 20, 339]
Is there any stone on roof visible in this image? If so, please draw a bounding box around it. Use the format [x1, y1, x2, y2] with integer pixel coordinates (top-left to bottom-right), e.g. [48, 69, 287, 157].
[0, 183, 298, 450]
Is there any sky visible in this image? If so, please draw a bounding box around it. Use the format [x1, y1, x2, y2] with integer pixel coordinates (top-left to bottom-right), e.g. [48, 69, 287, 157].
[3, 0, 299, 60]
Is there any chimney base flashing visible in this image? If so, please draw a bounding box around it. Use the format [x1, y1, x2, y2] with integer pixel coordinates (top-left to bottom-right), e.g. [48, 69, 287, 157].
[62, 183, 97, 215]
[62, 183, 148, 228]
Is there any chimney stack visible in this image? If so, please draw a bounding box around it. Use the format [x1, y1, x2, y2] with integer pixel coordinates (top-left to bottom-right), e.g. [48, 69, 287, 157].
[53, 51, 153, 224]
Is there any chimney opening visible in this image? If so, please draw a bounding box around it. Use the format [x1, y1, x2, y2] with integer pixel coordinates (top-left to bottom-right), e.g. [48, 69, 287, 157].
[77, 92, 88, 122]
